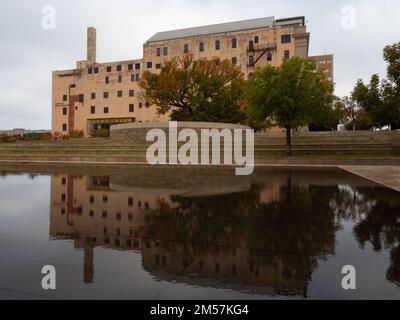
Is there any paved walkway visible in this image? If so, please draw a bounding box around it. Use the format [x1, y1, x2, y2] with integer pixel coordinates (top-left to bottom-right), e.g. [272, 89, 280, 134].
[339, 165, 400, 192]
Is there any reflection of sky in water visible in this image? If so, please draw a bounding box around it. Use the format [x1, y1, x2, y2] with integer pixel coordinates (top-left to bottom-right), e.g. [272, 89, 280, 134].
[0, 168, 399, 300]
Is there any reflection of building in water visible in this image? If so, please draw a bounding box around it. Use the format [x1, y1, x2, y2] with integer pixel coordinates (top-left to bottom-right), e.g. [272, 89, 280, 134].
[50, 173, 336, 296]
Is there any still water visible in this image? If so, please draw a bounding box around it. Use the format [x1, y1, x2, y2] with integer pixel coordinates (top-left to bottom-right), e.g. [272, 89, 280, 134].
[0, 165, 400, 300]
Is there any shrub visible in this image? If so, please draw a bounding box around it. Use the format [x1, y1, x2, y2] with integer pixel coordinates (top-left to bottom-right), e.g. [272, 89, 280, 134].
[64, 130, 84, 140]
[94, 128, 110, 138]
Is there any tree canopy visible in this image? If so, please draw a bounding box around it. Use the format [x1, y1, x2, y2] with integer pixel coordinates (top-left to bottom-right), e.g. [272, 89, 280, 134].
[245, 57, 334, 154]
[138, 55, 246, 124]
[352, 42, 400, 129]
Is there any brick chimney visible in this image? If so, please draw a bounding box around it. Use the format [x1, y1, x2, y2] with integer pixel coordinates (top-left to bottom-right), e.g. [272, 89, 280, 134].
[87, 27, 96, 65]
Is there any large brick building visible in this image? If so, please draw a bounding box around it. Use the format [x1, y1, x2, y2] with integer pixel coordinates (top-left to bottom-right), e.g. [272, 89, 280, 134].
[52, 16, 311, 136]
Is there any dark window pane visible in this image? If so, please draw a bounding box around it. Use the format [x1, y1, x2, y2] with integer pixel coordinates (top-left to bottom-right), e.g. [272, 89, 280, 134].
[232, 38, 237, 48]
[281, 34, 291, 44]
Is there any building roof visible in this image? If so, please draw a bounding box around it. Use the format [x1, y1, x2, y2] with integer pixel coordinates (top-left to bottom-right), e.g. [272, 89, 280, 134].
[146, 16, 275, 43]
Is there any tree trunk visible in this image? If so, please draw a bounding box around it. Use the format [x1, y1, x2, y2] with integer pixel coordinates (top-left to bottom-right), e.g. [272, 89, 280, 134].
[353, 121, 356, 132]
[285, 126, 292, 156]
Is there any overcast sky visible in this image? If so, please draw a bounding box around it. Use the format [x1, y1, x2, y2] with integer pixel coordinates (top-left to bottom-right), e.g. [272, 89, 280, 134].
[0, 0, 399, 130]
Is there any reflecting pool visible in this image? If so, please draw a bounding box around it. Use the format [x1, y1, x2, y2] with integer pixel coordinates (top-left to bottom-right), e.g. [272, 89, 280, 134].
[0, 165, 400, 299]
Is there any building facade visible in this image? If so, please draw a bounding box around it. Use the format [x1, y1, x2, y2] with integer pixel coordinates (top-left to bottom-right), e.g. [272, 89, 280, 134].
[309, 54, 334, 82]
[52, 16, 310, 137]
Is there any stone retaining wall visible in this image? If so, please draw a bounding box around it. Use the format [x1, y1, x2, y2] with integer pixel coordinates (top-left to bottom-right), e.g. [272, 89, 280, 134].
[110, 122, 250, 143]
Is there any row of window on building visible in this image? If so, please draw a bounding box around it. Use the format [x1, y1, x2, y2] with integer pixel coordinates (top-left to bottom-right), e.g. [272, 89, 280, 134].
[155, 34, 291, 55]
[88, 63, 141, 75]
[62, 102, 149, 117]
[60, 194, 151, 210]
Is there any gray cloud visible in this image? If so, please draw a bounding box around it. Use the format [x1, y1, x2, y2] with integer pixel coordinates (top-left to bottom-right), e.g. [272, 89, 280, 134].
[0, 0, 399, 129]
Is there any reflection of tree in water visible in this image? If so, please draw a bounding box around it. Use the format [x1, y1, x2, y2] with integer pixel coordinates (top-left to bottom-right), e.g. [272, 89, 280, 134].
[349, 187, 400, 286]
[144, 174, 340, 296]
[329, 185, 377, 223]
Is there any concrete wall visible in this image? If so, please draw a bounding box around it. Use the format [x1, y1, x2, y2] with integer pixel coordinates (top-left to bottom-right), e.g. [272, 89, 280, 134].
[110, 121, 250, 143]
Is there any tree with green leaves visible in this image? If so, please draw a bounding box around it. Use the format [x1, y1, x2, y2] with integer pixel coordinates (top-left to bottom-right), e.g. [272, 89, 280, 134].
[138, 55, 246, 124]
[352, 42, 400, 129]
[245, 57, 334, 155]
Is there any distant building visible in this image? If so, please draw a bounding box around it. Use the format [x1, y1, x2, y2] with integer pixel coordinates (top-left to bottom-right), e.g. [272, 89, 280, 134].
[52, 16, 311, 136]
[0, 129, 51, 136]
[309, 54, 334, 82]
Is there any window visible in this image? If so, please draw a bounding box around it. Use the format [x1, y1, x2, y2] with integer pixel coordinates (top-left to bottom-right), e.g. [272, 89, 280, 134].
[156, 63, 161, 69]
[232, 38, 237, 49]
[249, 55, 254, 65]
[147, 62, 152, 69]
[145, 102, 150, 108]
[117, 90, 123, 98]
[61, 193, 66, 202]
[131, 74, 135, 82]
[62, 123, 67, 131]
[129, 90, 134, 97]
[63, 95, 68, 101]
[88, 67, 93, 74]
[135, 74, 140, 81]
[128, 63, 133, 71]
[91, 92, 96, 99]
[107, 66, 112, 72]
[89, 210, 94, 217]
[91, 106, 95, 114]
[249, 40, 254, 51]
[62, 107, 67, 115]
[104, 107, 109, 114]
[139, 102, 143, 109]
[135, 63, 141, 70]
[118, 75, 122, 83]
[129, 104, 134, 112]
[78, 94, 84, 103]
[183, 44, 189, 54]
[128, 197, 134, 206]
[254, 36, 259, 44]
[117, 65, 122, 71]
[215, 40, 220, 50]
[89, 195, 94, 204]
[163, 47, 168, 56]
[94, 67, 99, 74]
[105, 76, 109, 84]
[267, 52, 272, 61]
[70, 84, 76, 88]
[102, 211, 108, 219]
[284, 50, 290, 59]
[199, 42, 204, 52]
[156, 48, 161, 56]
[61, 177, 66, 185]
[103, 92, 109, 99]
[281, 34, 291, 44]
[231, 57, 237, 65]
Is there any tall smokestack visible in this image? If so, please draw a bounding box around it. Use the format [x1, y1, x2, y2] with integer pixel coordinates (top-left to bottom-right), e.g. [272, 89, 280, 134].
[87, 27, 96, 64]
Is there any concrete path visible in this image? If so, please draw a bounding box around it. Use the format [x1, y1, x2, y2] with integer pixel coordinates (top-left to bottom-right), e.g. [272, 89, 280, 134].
[339, 165, 400, 192]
